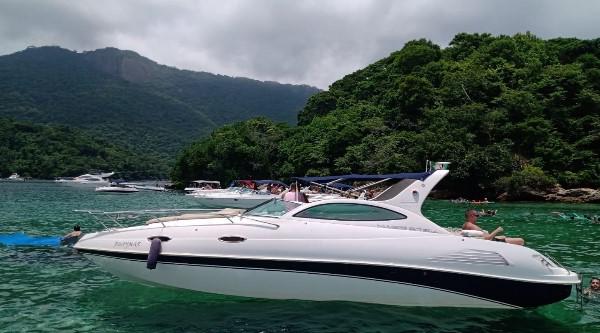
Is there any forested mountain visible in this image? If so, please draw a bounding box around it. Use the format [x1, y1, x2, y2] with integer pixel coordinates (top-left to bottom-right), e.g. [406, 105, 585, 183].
[0, 46, 318, 162]
[0, 118, 165, 179]
[173, 33, 600, 197]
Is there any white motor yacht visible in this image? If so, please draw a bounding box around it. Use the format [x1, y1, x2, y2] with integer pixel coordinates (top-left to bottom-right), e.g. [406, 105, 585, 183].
[95, 184, 139, 193]
[74, 164, 580, 309]
[56, 172, 114, 185]
[188, 187, 278, 208]
[7, 173, 24, 181]
[184, 180, 222, 193]
[187, 180, 287, 209]
[120, 182, 167, 192]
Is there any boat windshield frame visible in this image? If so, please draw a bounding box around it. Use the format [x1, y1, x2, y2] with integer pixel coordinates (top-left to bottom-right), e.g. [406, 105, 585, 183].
[244, 199, 301, 218]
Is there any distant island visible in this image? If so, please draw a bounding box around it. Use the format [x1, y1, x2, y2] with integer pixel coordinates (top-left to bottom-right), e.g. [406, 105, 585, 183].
[173, 33, 600, 202]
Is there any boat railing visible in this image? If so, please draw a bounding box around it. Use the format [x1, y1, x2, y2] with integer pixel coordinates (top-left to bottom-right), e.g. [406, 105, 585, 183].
[74, 208, 219, 230]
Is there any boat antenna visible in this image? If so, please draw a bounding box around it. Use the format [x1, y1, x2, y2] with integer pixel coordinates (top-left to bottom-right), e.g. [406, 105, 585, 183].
[461, 84, 474, 103]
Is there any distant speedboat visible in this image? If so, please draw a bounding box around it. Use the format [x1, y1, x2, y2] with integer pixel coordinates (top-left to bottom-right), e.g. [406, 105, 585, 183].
[75, 164, 580, 309]
[56, 172, 113, 185]
[184, 180, 222, 193]
[187, 180, 288, 208]
[95, 184, 139, 193]
[188, 187, 278, 208]
[121, 183, 167, 192]
[7, 173, 24, 181]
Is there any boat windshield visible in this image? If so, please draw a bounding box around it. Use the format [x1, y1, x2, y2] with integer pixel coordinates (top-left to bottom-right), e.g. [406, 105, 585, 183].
[244, 199, 301, 217]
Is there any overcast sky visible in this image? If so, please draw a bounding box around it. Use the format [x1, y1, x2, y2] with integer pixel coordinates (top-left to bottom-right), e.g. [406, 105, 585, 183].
[1, 0, 599, 89]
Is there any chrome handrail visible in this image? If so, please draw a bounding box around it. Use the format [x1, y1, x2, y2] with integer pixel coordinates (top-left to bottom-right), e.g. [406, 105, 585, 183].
[73, 208, 219, 230]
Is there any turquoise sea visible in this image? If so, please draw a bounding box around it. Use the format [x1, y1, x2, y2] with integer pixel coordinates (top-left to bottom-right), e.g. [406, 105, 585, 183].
[1, 181, 599, 332]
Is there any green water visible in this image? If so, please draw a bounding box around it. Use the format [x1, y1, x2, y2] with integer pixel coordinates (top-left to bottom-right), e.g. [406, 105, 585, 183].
[1, 181, 599, 332]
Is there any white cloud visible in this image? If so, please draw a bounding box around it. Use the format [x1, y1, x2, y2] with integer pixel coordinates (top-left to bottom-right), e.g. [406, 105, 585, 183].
[1, 0, 599, 88]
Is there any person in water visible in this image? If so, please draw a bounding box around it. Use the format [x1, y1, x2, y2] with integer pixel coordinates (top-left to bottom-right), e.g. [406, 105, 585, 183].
[462, 210, 525, 245]
[584, 277, 600, 299]
[60, 224, 82, 246]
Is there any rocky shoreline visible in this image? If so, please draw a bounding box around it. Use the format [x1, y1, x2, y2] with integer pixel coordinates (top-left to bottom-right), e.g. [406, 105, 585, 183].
[497, 187, 600, 203]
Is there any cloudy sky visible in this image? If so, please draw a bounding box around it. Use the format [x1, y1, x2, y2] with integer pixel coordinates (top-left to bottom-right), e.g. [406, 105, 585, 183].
[1, 0, 599, 89]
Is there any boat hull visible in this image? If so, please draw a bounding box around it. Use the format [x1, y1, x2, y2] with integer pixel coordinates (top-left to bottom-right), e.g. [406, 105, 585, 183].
[80, 249, 573, 309]
[95, 187, 139, 193]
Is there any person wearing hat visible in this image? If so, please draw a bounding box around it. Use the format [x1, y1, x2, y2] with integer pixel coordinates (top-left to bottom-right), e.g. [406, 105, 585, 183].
[462, 210, 525, 245]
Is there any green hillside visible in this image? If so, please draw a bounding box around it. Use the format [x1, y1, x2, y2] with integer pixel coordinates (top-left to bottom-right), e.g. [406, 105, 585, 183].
[0, 46, 318, 162]
[173, 33, 600, 197]
[0, 118, 166, 179]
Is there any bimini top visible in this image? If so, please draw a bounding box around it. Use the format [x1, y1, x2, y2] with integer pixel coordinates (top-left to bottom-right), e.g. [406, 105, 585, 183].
[293, 172, 432, 184]
[230, 179, 288, 187]
[293, 170, 447, 215]
[191, 180, 221, 185]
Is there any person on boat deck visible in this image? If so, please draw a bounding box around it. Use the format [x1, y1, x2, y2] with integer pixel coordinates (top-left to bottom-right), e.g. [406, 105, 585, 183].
[462, 210, 525, 245]
[584, 277, 600, 299]
[282, 183, 308, 203]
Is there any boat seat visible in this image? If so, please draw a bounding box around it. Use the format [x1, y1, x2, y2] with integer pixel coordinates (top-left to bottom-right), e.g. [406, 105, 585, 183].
[146, 208, 246, 224]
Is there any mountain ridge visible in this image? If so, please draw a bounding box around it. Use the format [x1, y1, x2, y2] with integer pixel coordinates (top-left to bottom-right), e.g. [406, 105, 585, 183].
[0, 46, 319, 162]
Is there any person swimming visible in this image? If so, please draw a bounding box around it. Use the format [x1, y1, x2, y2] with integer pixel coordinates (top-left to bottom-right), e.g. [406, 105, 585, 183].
[584, 277, 600, 300]
[60, 224, 82, 246]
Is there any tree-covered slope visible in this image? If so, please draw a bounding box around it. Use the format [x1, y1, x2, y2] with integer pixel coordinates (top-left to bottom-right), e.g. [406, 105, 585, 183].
[0, 118, 166, 179]
[173, 33, 600, 196]
[0, 46, 319, 161]
[83, 48, 320, 125]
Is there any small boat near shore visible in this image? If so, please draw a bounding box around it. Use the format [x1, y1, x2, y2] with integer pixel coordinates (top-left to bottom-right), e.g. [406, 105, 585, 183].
[188, 187, 279, 208]
[187, 180, 287, 208]
[120, 182, 167, 192]
[184, 180, 222, 193]
[56, 172, 114, 185]
[95, 184, 139, 193]
[6, 173, 25, 181]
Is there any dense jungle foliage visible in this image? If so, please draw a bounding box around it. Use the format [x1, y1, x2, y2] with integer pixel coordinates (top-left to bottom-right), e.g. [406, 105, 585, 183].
[0, 118, 167, 179]
[0, 46, 318, 170]
[173, 33, 600, 196]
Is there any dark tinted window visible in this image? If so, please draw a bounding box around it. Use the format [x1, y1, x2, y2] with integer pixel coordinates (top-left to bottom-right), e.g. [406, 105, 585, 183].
[294, 203, 406, 221]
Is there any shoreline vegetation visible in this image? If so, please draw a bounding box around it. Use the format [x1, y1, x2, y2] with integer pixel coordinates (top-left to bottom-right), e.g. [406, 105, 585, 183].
[2, 33, 600, 203]
[172, 33, 600, 202]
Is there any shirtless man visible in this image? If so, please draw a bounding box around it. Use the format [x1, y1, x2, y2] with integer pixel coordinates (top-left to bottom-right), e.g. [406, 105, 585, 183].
[60, 224, 82, 246]
[462, 210, 525, 245]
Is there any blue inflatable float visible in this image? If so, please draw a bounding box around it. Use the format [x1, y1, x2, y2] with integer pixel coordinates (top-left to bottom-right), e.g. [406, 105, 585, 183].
[0, 232, 61, 247]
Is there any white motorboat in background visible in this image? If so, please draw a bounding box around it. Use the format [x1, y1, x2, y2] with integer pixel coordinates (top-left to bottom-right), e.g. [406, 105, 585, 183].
[184, 180, 222, 193]
[56, 172, 114, 185]
[188, 187, 278, 208]
[187, 180, 287, 208]
[95, 184, 139, 193]
[120, 182, 167, 192]
[74, 162, 580, 309]
[6, 173, 24, 181]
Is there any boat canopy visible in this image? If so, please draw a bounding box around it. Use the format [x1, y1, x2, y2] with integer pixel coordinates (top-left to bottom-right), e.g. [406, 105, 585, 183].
[293, 172, 431, 184]
[191, 180, 221, 185]
[254, 180, 288, 187]
[230, 180, 288, 187]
